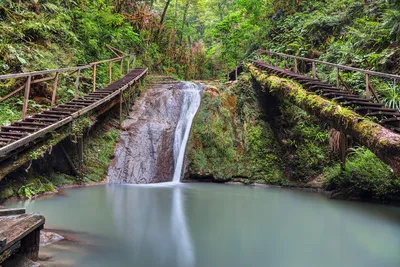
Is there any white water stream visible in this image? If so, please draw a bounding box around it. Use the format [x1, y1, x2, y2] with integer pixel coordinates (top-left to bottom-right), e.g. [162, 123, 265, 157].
[172, 82, 202, 183]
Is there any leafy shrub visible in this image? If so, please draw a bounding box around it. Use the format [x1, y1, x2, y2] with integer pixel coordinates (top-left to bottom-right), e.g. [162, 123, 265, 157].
[325, 147, 400, 200]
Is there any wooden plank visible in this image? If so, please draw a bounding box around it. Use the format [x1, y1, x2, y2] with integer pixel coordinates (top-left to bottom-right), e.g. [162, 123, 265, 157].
[22, 76, 32, 120]
[366, 74, 370, 100]
[92, 64, 97, 92]
[2, 126, 38, 132]
[14, 122, 51, 127]
[51, 72, 60, 106]
[0, 208, 25, 216]
[0, 132, 27, 137]
[368, 81, 382, 104]
[0, 65, 90, 80]
[74, 69, 81, 98]
[109, 61, 112, 84]
[0, 213, 45, 253]
[25, 117, 58, 123]
[60, 144, 79, 177]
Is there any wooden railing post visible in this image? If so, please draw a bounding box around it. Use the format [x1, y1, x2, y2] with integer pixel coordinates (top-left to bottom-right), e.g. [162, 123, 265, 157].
[51, 72, 60, 106]
[74, 69, 81, 98]
[127, 58, 130, 73]
[312, 62, 317, 79]
[336, 67, 340, 88]
[119, 90, 123, 129]
[92, 64, 97, 92]
[109, 61, 113, 84]
[283, 56, 287, 69]
[294, 58, 298, 73]
[22, 75, 32, 119]
[120, 58, 123, 74]
[365, 73, 370, 100]
[267, 51, 271, 64]
[275, 55, 278, 67]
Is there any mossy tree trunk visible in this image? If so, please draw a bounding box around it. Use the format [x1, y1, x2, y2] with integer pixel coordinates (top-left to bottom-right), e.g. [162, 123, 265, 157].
[249, 65, 400, 174]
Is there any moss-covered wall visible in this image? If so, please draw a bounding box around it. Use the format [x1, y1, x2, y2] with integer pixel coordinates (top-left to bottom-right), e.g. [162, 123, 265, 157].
[186, 73, 337, 186]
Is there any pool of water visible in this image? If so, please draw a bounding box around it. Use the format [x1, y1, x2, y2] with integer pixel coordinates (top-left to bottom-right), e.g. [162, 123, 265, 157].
[7, 183, 400, 267]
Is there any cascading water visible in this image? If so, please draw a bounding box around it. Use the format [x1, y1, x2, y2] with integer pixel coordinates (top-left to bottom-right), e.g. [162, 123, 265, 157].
[172, 82, 202, 183]
[108, 78, 201, 184]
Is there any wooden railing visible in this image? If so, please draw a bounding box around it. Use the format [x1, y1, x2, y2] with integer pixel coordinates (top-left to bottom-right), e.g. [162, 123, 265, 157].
[0, 52, 136, 119]
[254, 49, 400, 104]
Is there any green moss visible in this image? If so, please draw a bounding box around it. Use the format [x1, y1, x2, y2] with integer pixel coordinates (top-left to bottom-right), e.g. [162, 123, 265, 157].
[83, 128, 120, 183]
[325, 147, 400, 200]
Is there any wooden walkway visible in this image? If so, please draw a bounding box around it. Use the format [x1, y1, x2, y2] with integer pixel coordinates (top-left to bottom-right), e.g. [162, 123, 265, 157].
[252, 60, 400, 133]
[0, 68, 148, 162]
[0, 208, 45, 263]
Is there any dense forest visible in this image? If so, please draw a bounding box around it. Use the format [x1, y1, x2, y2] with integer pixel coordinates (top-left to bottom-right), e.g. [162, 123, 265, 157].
[1, 0, 399, 125]
[0, 0, 400, 201]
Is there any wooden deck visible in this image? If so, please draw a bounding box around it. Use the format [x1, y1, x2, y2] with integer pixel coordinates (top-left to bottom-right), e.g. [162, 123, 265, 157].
[0, 209, 45, 263]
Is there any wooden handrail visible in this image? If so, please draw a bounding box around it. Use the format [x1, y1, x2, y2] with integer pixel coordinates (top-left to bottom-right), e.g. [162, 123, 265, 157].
[0, 53, 135, 80]
[259, 49, 400, 81]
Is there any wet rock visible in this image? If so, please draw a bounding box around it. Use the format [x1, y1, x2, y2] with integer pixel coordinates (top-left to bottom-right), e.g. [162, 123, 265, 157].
[40, 231, 64, 246]
[108, 78, 184, 184]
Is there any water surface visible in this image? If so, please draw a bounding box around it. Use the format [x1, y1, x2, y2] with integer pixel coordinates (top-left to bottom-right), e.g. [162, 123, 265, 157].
[8, 183, 400, 267]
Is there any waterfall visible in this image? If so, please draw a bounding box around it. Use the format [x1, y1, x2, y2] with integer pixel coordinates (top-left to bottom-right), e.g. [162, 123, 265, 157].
[172, 82, 202, 183]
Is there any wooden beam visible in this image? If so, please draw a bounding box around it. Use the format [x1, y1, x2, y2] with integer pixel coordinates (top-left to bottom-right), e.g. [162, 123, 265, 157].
[0, 66, 90, 80]
[368, 81, 382, 104]
[120, 59, 123, 74]
[51, 72, 60, 106]
[0, 208, 26, 216]
[338, 74, 354, 94]
[74, 69, 81, 98]
[312, 62, 317, 79]
[109, 61, 112, 84]
[92, 64, 97, 92]
[77, 137, 84, 181]
[0, 76, 55, 104]
[22, 76, 32, 120]
[365, 73, 370, 100]
[119, 90, 123, 129]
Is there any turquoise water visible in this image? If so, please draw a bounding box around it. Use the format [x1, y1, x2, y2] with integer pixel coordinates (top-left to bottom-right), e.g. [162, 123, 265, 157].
[8, 183, 400, 267]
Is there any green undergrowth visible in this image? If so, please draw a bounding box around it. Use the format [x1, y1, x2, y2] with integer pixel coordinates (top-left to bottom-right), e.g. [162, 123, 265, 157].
[83, 123, 120, 183]
[324, 147, 400, 201]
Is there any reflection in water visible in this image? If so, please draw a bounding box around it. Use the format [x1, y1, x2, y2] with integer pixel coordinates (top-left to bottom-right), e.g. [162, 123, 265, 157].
[6, 183, 400, 267]
[107, 184, 195, 267]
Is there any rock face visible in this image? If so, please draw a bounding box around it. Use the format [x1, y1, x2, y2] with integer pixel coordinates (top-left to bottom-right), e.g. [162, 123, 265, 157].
[108, 77, 184, 184]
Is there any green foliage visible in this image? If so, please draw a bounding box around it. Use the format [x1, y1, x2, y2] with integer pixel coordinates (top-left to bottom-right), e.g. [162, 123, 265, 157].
[325, 147, 400, 200]
[17, 177, 55, 199]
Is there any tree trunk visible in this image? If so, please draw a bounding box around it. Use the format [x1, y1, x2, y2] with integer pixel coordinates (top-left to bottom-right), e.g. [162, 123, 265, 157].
[179, 0, 190, 47]
[249, 65, 400, 174]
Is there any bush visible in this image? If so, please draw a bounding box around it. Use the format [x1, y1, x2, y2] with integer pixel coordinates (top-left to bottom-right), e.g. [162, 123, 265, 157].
[325, 147, 400, 200]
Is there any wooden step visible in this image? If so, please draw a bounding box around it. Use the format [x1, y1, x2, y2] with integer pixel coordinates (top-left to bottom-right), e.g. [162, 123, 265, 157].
[333, 96, 370, 102]
[2, 126, 38, 132]
[342, 101, 384, 107]
[0, 131, 27, 137]
[43, 110, 73, 116]
[25, 117, 59, 123]
[33, 114, 67, 119]
[355, 107, 398, 115]
[14, 121, 51, 127]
